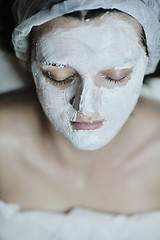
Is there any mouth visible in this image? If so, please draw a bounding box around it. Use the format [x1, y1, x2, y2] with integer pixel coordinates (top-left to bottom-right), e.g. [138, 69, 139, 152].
[71, 120, 104, 130]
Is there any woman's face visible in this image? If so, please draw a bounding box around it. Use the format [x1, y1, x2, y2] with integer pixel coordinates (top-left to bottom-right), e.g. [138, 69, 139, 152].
[31, 13, 148, 151]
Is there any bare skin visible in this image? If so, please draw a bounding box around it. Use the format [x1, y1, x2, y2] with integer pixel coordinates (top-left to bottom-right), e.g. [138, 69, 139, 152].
[0, 91, 160, 215]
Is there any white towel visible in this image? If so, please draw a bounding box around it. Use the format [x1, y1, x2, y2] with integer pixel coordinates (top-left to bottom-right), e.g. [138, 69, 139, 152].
[0, 200, 160, 240]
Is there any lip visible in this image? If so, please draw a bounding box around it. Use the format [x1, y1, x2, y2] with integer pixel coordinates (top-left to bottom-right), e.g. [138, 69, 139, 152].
[71, 121, 104, 130]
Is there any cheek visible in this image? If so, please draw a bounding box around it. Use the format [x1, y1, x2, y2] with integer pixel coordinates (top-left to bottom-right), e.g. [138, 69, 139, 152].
[32, 63, 65, 113]
[100, 57, 146, 119]
[99, 74, 143, 122]
[38, 84, 71, 118]
[32, 76, 79, 128]
[32, 62, 67, 107]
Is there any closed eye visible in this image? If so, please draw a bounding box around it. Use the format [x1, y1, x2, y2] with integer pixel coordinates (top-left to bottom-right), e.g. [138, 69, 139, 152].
[95, 68, 133, 88]
[105, 74, 129, 83]
[42, 70, 76, 86]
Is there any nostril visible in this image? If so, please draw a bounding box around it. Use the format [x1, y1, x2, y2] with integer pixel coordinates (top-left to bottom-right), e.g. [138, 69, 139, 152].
[70, 96, 75, 105]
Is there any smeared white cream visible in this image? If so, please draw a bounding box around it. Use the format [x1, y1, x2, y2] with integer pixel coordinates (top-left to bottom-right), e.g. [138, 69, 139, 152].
[31, 14, 148, 151]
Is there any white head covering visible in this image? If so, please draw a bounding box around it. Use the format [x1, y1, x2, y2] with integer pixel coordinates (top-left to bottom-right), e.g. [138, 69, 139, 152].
[12, 0, 160, 75]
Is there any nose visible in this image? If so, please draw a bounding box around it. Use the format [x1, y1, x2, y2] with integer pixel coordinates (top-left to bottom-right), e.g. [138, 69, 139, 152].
[70, 80, 101, 120]
[70, 82, 83, 112]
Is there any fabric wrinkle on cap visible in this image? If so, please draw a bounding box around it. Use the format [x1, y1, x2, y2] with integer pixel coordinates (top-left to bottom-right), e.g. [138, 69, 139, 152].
[12, 0, 160, 75]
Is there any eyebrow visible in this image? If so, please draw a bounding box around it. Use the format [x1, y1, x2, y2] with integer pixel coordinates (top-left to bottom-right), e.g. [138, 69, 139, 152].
[39, 58, 70, 68]
[48, 62, 67, 68]
[40, 58, 136, 71]
[42, 61, 67, 67]
[103, 59, 136, 71]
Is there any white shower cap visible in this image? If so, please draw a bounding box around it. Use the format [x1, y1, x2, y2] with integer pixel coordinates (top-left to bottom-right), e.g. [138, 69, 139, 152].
[12, 0, 160, 75]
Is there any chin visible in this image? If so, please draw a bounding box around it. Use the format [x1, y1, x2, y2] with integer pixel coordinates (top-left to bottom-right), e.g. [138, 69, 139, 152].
[67, 135, 110, 151]
[60, 124, 117, 151]
[73, 143, 103, 151]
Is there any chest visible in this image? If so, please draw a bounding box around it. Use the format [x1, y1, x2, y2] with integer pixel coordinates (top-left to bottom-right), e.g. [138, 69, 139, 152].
[0, 141, 160, 214]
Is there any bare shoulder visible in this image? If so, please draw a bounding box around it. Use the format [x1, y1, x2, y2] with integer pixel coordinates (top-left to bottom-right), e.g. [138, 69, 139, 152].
[133, 97, 160, 162]
[0, 90, 45, 150]
[135, 97, 160, 133]
[123, 96, 160, 159]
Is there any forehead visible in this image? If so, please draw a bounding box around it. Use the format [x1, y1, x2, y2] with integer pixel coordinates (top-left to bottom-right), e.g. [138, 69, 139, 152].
[35, 11, 141, 39]
[33, 12, 142, 70]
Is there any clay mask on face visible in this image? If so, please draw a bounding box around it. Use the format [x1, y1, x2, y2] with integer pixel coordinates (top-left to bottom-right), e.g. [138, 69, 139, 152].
[31, 15, 148, 151]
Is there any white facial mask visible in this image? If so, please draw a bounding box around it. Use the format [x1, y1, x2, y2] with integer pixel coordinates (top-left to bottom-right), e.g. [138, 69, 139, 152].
[31, 15, 148, 151]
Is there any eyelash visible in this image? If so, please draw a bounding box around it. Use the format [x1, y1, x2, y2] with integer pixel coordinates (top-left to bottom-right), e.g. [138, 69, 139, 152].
[104, 74, 129, 83]
[43, 71, 75, 85]
[43, 70, 130, 86]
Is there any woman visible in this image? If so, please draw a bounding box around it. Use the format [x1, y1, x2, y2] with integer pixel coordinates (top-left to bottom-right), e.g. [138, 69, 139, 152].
[0, 0, 160, 239]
